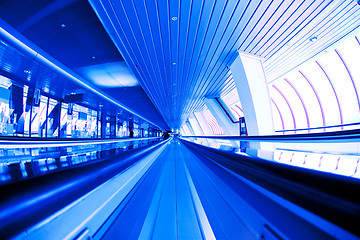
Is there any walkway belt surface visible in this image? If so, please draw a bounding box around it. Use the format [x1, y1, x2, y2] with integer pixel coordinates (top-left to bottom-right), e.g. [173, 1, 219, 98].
[100, 138, 216, 239]
[98, 138, 357, 240]
[7, 138, 357, 239]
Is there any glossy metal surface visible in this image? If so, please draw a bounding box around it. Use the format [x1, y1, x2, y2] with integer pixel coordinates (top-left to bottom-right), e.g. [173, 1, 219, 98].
[0, 137, 161, 185]
[1, 137, 359, 239]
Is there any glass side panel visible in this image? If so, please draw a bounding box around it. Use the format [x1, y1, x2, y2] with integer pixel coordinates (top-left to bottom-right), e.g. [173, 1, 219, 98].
[0, 138, 162, 185]
[183, 137, 360, 179]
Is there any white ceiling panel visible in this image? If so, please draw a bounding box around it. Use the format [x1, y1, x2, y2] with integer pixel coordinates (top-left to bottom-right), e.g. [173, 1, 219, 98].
[90, 0, 360, 129]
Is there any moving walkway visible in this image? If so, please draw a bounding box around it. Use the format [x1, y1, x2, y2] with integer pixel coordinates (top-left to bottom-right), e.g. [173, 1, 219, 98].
[0, 134, 359, 239]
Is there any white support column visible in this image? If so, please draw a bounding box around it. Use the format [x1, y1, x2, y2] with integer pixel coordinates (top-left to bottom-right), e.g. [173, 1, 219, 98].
[188, 113, 204, 136]
[179, 127, 185, 136]
[204, 98, 239, 136]
[185, 120, 196, 136]
[230, 52, 274, 136]
[194, 111, 213, 136]
[204, 98, 239, 148]
[181, 126, 190, 136]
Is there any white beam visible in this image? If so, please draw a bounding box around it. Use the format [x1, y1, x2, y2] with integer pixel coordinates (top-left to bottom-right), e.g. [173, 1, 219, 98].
[182, 126, 190, 136]
[230, 52, 274, 136]
[185, 120, 196, 136]
[188, 113, 204, 136]
[194, 111, 213, 136]
[204, 98, 238, 136]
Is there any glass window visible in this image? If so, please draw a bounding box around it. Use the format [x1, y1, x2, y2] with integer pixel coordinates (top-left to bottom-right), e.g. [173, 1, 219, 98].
[336, 36, 360, 124]
[189, 117, 203, 136]
[220, 87, 244, 118]
[116, 120, 128, 138]
[65, 104, 98, 138]
[274, 80, 308, 130]
[284, 70, 324, 130]
[133, 123, 140, 137]
[46, 98, 59, 138]
[181, 125, 192, 136]
[269, 32, 360, 133]
[202, 109, 224, 135]
[271, 100, 283, 132]
[97, 112, 102, 138]
[269, 87, 295, 131]
[301, 62, 341, 128]
[22, 86, 30, 137]
[317, 51, 360, 124]
[88, 109, 97, 138]
[0, 76, 12, 136]
[31, 95, 48, 137]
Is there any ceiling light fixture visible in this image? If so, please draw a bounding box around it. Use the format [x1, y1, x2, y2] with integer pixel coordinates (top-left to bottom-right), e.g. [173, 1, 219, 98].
[61, 24, 66, 28]
[309, 36, 318, 42]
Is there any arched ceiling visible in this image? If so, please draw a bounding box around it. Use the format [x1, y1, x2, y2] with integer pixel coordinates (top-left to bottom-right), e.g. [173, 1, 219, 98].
[89, 0, 360, 129]
[1, 0, 360, 130]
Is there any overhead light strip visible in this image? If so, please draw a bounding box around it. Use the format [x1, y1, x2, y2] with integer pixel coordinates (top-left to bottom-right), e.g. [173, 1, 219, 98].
[0, 18, 163, 129]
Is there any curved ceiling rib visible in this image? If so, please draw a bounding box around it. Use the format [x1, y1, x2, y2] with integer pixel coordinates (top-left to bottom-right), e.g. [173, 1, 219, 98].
[284, 78, 310, 130]
[335, 49, 360, 112]
[271, 98, 285, 132]
[315, 61, 343, 126]
[272, 85, 296, 131]
[298, 70, 326, 128]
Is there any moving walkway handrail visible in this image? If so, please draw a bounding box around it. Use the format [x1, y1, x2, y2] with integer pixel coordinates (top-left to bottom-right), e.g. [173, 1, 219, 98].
[0, 139, 169, 239]
[181, 128, 360, 142]
[0, 136, 161, 148]
[180, 138, 360, 237]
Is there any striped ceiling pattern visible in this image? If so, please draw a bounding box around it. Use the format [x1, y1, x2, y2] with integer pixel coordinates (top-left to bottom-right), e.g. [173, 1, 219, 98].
[90, 0, 360, 129]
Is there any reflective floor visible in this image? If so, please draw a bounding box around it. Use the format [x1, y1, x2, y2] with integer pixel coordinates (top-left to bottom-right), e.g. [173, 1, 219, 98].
[0, 138, 161, 185]
[1, 138, 358, 239]
[98, 138, 353, 239]
[101, 139, 255, 239]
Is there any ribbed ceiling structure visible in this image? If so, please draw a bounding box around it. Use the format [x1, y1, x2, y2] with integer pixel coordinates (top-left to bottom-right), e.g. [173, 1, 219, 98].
[90, 0, 360, 129]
